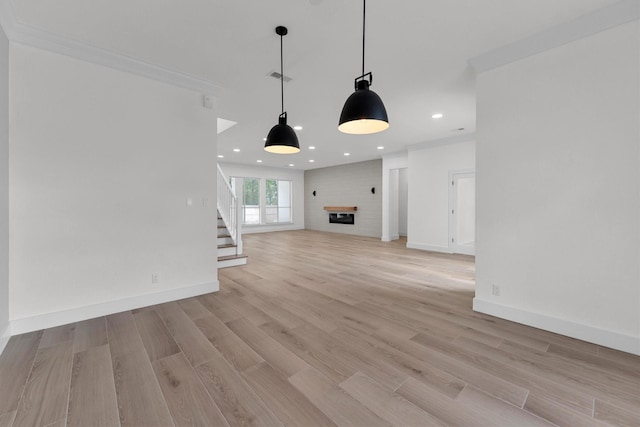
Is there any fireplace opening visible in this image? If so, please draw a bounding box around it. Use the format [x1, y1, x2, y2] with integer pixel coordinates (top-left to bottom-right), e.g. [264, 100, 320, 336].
[329, 213, 355, 225]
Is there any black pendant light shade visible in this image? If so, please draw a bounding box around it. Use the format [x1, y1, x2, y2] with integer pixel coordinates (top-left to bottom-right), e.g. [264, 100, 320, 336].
[265, 112, 299, 154]
[264, 26, 300, 154]
[339, 0, 389, 135]
[339, 75, 389, 134]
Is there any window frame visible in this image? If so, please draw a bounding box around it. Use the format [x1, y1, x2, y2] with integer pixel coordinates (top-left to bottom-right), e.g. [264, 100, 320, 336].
[264, 179, 293, 224]
[229, 176, 293, 226]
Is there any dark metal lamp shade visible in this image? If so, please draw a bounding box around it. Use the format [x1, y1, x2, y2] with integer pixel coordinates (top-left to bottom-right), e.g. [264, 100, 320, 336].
[264, 26, 300, 154]
[339, 79, 389, 135]
[264, 113, 300, 154]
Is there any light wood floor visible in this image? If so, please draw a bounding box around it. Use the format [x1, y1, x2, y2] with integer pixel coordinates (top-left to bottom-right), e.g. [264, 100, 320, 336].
[0, 230, 638, 427]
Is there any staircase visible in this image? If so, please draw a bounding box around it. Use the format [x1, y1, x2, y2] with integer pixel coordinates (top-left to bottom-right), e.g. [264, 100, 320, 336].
[217, 164, 247, 269]
[217, 214, 247, 268]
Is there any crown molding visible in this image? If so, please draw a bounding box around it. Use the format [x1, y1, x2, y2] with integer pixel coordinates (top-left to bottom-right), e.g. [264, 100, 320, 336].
[0, 0, 16, 39]
[382, 150, 409, 162]
[469, 0, 640, 73]
[408, 132, 476, 152]
[0, 0, 222, 95]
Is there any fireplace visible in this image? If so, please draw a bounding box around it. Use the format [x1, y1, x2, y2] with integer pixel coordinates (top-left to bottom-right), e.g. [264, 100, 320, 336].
[329, 213, 355, 225]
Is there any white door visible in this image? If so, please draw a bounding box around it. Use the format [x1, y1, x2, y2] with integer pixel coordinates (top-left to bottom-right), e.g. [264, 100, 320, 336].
[449, 171, 476, 255]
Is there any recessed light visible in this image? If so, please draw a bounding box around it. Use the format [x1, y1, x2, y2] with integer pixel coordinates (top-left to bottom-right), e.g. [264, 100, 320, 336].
[263, 138, 267, 141]
[432, 113, 444, 119]
[288, 164, 294, 167]
[217, 155, 224, 158]
[256, 160, 263, 163]
[309, 159, 315, 163]
[293, 125, 303, 131]
[377, 146, 384, 150]
[344, 153, 350, 156]
[233, 148, 240, 152]
[309, 146, 316, 150]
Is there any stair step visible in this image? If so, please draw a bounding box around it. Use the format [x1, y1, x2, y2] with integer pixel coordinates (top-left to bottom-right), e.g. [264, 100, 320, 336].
[217, 236, 234, 245]
[218, 255, 247, 261]
[217, 254, 248, 269]
[218, 233, 231, 238]
[218, 245, 238, 257]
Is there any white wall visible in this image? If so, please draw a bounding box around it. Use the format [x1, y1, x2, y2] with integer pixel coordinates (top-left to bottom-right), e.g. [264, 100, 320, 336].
[218, 162, 304, 233]
[305, 160, 382, 238]
[474, 21, 640, 354]
[407, 137, 476, 253]
[9, 44, 219, 332]
[0, 26, 9, 351]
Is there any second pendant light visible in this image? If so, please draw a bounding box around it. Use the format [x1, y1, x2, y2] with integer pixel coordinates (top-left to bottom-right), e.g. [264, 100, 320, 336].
[339, 0, 389, 135]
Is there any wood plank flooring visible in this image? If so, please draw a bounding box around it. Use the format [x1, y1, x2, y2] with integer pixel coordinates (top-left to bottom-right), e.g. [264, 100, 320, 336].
[0, 230, 638, 426]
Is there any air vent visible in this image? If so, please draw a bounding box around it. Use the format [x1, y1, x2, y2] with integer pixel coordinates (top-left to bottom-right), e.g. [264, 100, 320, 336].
[269, 71, 293, 82]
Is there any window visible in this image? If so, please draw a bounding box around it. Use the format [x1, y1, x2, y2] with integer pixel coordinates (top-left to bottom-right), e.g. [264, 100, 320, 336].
[230, 177, 261, 225]
[265, 179, 292, 224]
[242, 178, 261, 224]
[229, 177, 293, 225]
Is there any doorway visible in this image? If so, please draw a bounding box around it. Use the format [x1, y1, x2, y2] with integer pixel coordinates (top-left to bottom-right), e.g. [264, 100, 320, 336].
[389, 168, 408, 240]
[398, 168, 408, 237]
[449, 170, 475, 255]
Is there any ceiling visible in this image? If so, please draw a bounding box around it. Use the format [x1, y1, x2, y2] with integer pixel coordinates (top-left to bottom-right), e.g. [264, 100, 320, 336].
[10, 0, 619, 170]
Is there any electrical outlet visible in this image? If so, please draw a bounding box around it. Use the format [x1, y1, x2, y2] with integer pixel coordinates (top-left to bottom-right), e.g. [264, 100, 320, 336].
[186, 197, 193, 207]
[492, 284, 501, 296]
[203, 95, 214, 109]
[151, 273, 160, 284]
[202, 197, 209, 207]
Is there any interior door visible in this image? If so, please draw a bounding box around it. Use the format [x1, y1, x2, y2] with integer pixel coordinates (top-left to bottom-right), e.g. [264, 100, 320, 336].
[449, 171, 476, 255]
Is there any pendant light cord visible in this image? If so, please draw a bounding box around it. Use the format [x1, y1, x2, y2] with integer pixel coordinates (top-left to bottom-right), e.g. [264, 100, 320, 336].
[280, 32, 284, 115]
[362, 0, 366, 77]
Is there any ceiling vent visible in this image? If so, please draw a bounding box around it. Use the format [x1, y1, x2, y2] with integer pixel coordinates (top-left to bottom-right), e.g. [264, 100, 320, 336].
[269, 71, 292, 82]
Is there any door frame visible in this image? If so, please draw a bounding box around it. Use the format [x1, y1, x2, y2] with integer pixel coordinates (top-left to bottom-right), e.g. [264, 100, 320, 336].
[448, 169, 476, 255]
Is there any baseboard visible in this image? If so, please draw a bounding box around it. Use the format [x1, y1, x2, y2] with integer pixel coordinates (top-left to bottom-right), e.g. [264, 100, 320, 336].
[406, 242, 453, 254]
[10, 280, 219, 336]
[473, 297, 640, 356]
[452, 247, 475, 256]
[0, 323, 10, 356]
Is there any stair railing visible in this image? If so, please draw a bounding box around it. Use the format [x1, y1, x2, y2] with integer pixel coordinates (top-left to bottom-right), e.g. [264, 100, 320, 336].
[217, 164, 242, 255]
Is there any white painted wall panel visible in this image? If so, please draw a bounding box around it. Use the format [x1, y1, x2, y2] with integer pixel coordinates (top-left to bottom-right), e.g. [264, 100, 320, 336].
[9, 44, 218, 322]
[475, 21, 640, 353]
[0, 28, 9, 344]
[305, 160, 382, 238]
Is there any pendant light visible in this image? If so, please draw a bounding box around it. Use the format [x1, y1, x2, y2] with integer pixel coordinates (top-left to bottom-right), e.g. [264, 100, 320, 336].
[264, 26, 300, 154]
[338, 0, 389, 135]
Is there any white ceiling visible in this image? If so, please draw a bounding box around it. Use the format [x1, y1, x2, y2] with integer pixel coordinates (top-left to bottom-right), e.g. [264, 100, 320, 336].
[10, 0, 620, 170]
